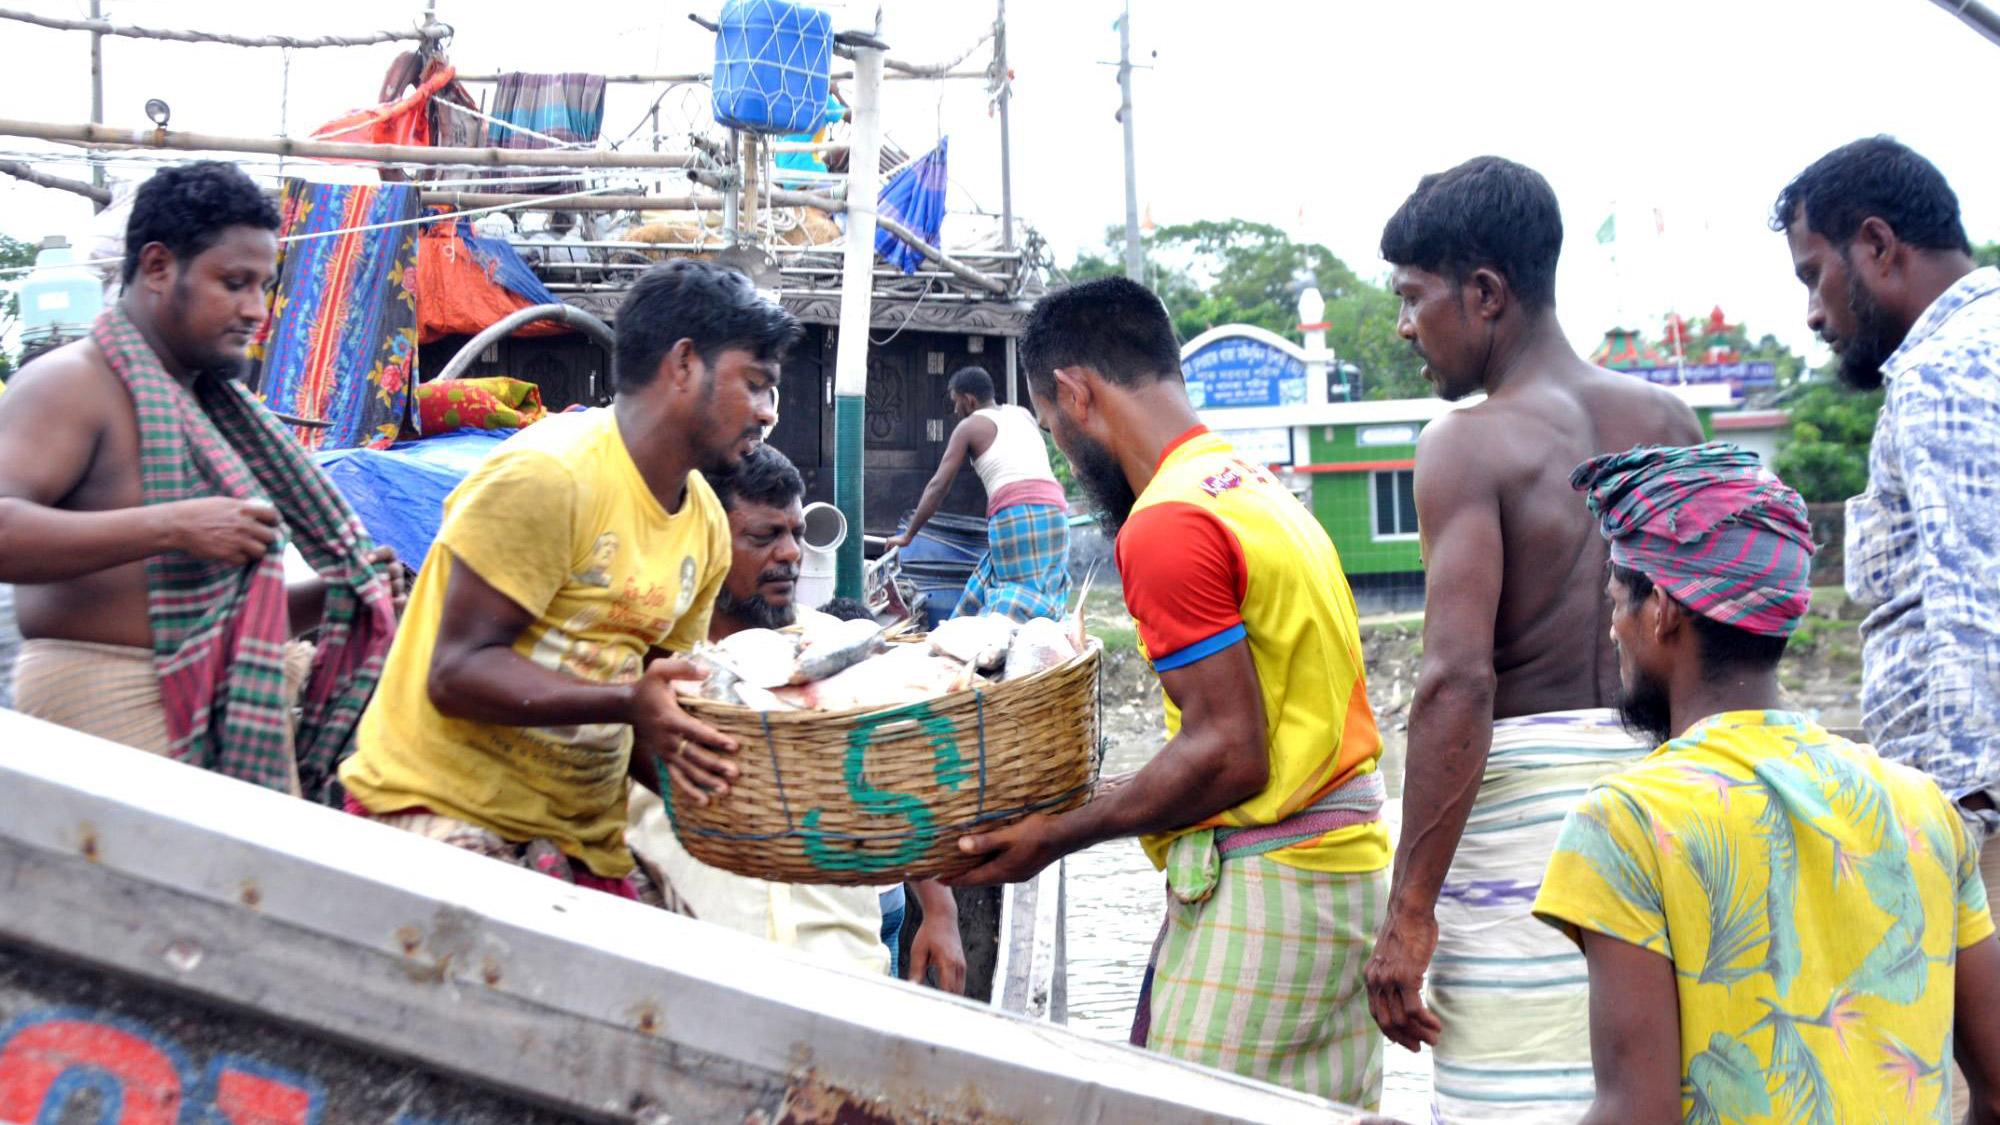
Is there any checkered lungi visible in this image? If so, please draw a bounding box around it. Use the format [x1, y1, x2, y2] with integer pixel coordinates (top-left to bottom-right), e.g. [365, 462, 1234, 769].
[1134, 844, 1387, 1106]
[954, 502, 1070, 622]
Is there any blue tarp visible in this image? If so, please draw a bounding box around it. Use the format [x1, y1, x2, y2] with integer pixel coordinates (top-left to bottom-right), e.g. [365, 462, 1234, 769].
[314, 430, 511, 567]
[875, 137, 948, 274]
[458, 219, 562, 308]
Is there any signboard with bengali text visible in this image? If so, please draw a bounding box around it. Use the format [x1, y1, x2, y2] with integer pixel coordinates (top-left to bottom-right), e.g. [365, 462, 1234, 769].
[1617, 361, 1776, 388]
[1181, 333, 1308, 409]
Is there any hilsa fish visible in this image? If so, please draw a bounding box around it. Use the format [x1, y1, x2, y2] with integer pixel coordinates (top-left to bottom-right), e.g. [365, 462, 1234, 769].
[793, 617, 891, 683]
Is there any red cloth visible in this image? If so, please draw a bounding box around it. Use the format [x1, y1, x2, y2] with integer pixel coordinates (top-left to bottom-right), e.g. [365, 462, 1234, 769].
[414, 224, 569, 344]
[313, 64, 459, 149]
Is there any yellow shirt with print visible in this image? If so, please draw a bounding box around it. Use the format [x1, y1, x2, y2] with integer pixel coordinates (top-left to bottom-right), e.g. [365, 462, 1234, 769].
[1119, 428, 1390, 875]
[341, 409, 729, 878]
[1534, 711, 1996, 1123]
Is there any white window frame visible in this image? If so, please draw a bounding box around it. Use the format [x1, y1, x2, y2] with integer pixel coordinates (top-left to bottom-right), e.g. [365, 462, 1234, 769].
[1369, 469, 1420, 542]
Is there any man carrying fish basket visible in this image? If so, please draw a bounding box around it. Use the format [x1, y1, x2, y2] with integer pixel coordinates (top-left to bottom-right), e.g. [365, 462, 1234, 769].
[950, 277, 1393, 1109]
[625, 443, 968, 991]
[337, 260, 797, 898]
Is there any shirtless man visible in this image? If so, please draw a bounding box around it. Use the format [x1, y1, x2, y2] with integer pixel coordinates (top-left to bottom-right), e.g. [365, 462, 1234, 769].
[0, 161, 399, 797]
[1361, 156, 1702, 1121]
[885, 366, 1068, 622]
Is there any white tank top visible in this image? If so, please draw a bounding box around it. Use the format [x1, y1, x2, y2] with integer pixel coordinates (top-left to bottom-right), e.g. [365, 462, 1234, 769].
[969, 404, 1058, 492]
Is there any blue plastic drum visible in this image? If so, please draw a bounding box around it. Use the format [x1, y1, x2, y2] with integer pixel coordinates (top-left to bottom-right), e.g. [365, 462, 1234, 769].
[712, 1, 834, 136]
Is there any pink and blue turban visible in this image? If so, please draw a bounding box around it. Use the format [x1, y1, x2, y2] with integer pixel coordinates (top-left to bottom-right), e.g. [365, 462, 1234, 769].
[1570, 443, 1816, 638]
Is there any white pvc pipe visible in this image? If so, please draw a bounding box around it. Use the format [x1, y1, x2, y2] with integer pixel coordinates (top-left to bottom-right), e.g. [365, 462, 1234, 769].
[833, 48, 884, 401]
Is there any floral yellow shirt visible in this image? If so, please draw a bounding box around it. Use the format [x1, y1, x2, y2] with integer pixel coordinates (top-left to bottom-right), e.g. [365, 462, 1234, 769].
[1533, 711, 1994, 1123]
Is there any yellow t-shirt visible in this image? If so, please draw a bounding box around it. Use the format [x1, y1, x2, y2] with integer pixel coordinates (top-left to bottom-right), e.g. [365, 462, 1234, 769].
[1534, 711, 1996, 1123]
[340, 409, 729, 877]
[1114, 427, 1389, 874]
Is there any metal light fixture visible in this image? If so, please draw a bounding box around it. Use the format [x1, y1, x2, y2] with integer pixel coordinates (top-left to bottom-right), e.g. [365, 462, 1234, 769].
[144, 99, 171, 129]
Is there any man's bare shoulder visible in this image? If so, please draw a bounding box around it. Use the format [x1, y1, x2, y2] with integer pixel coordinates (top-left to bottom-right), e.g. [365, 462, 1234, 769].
[1417, 398, 1533, 461]
[954, 411, 998, 435]
[952, 410, 999, 449]
[1, 340, 125, 423]
[1414, 407, 1509, 495]
[1579, 366, 1705, 444]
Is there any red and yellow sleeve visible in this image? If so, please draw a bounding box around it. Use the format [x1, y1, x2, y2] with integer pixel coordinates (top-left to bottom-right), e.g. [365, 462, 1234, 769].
[1116, 501, 1247, 671]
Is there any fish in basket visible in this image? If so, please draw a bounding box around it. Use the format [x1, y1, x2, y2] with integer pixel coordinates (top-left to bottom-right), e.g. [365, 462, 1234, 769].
[668, 613, 1103, 885]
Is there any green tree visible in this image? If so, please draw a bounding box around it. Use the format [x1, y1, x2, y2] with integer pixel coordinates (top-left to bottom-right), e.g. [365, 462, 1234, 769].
[1062, 219, 1426, 400]
[1773, 378, 1882, 503]
[0, 233, 37, 382]
[1976, 240, 1998, 270]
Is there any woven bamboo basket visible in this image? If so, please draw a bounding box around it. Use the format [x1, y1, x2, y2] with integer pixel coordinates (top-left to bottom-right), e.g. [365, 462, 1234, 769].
[668, 637, 1102, 885]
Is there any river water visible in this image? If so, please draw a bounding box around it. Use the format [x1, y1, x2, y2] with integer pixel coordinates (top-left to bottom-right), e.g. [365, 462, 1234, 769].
[1063, 703, 1434, 1122]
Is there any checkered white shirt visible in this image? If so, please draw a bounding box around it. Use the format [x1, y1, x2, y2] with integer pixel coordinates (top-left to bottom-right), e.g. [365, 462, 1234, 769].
[1848, 265, 2000, 840]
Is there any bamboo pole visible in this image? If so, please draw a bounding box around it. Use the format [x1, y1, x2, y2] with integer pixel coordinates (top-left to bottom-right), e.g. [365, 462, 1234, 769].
[0, 147, 1007, 294]
[415, 190, 696, 212]
[0, 159, 109, 205]
[456, 72, 710, 84]
[0, 118, 697, 170]
[87, 0, 103, 207]
[0, 7, 447, 48]
[740, 132, 758, 236]
[452, 68, 987, 84]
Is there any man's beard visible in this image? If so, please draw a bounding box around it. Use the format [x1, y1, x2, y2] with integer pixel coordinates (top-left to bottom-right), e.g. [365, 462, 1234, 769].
[164, 281, 255, 380]
[1833, 269, 1902, 392]
[715, 566, 799, 630]
[1066, 428, 1137, 539]
[1616, 667, 1675, 747]
[716, 586, 796, 630]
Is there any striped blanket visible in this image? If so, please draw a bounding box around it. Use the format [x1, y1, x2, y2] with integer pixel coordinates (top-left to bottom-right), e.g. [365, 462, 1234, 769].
[482, 73, 605, 195]
[954, 502, 1069, 623]
[255, 180, 420, 451]
[1427, 708, 1649, 1121]
[488, 72, 606, 148]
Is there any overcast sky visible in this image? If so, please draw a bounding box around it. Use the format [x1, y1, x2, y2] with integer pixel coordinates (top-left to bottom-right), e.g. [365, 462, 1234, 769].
[3, 0, 1996, 364]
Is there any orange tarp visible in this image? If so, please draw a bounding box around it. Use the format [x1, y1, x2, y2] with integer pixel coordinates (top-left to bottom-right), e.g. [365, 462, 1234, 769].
[414, 224, 568, 345]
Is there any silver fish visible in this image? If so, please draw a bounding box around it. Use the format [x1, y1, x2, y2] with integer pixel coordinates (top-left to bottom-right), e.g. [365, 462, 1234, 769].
[792, 617, 888, 683]
[713, 628, 802, 689]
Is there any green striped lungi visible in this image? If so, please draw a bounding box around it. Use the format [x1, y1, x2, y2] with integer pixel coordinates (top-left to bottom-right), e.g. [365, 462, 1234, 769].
[1143, 847, 1387, 1106]
[1427, 708, 1649, 1121]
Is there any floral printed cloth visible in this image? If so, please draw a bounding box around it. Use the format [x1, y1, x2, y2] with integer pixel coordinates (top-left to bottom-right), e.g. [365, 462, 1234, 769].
[414, 376, 547, 436]
[1535, 711, 1994, 1124]
[253, 179, 420, 450]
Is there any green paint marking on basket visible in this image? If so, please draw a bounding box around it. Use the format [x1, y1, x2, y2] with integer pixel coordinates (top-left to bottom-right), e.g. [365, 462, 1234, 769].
[801, 702, 967, 874]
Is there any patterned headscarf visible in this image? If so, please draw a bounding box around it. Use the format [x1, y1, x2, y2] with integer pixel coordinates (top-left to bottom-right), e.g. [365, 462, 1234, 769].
[1570, 443, 1816, 637]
